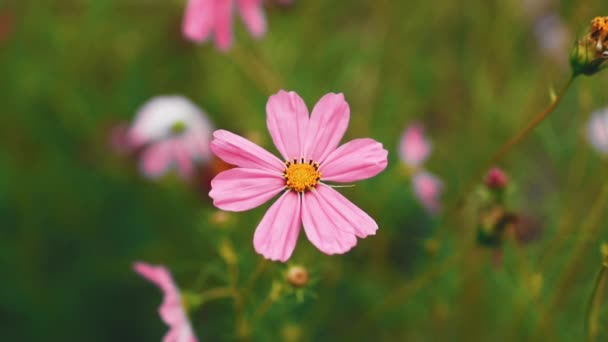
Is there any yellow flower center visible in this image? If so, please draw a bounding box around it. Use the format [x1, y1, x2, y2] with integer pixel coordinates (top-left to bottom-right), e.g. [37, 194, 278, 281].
[283, 158, 321, 193]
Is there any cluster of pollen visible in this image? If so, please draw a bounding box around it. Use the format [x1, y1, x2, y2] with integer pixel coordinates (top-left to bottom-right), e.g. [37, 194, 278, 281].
[590, 17, 608, 55]
[283, 158, 321, 193]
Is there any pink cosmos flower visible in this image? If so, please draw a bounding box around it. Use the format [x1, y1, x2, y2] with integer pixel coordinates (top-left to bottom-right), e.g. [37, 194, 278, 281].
[398, 123, 443, 214]
[399, 123, 431, 168]
[134, 262, 198, 342]
[412, 171, 442, 214]
[209, 90, 388, 262]
[587, 107, 608, 155]
[128, 96, 214, 179]
[182, 0, 266, 51]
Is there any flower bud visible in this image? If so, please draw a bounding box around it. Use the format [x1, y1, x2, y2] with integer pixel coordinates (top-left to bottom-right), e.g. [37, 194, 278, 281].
[286, 265, 309, 288]
[570, 17, 608, 76]
[484, 167, 508, 190]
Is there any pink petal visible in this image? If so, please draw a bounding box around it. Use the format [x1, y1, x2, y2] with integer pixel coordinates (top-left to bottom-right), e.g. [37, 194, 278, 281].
[253, 191, 301, 262]
[320, 138, 388, 183]
[399, 123, 431, 167]
[412, 171, 443, 214]
[305, 93, 350, 163]
[301, 186, 362, 255]
[172, 141, 194, 179]
[182, 0, 215, 43]
[313, 184, 377, 238]
[266, 90, 309, 161]
[213, 0, 234, 51]
[133, 262, 176, 294]
[209, 168, 285, 211]
[140, 142, 173, 178]
[238, 0, 266, 37]
[210, 129, 284, 172]
[134, 262, 198, 342]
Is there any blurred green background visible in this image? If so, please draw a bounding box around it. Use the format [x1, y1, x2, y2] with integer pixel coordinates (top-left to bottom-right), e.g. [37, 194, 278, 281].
[3, 0, 608, 341]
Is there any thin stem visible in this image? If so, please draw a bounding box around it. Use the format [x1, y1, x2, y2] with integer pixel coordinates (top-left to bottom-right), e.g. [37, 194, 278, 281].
[535, 184, 608, 339]
[487, 75, 575, 167]
[243, 259, 269, 300]
[200, 287, 235, 302]
[586, 262, 608, 342]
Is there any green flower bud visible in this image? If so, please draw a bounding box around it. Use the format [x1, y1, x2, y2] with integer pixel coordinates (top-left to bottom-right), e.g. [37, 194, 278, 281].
[570, 17, 608, 76]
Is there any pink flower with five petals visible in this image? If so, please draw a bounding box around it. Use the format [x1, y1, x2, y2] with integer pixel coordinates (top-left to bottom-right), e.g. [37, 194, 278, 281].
[209, 91, 388, 262]
[183, 0, 266, 51]
[134, 262, 198, 342]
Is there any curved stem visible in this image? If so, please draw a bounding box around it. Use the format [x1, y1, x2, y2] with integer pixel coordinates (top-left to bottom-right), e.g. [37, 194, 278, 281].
[586, 262, 608, 342]
[487, 75, 575, 167]
[200, 287, 235, 302]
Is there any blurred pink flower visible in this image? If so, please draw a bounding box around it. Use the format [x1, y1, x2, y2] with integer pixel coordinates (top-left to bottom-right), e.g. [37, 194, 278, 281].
[182, 0, 266, 51]
[209, 90, 388, 262]
[399, 123, 431, 168]
[128, 96, 214, 179]
[399, 123, 443, 214]
[412, 171, 442, 214]
[134, 262, 198, 342]
[586, 107, 608, 155]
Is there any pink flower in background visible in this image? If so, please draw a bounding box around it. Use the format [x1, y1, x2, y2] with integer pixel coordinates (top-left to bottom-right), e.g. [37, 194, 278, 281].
[128, 96, 214, 179]
[412, 171, 442, 215]
[586, 107, 608, 155]
[399, 123, 443, 214]
[485, 167, 508, 190]
[134, 262, 198, 342]
[183, 0, 266, 51]
[534, 14, 570, 63]
[209, 90, 388, 262]
[399, 123, 431, 168]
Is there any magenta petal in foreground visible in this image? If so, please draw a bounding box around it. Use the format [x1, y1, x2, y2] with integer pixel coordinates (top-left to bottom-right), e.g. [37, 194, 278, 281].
[266, 90, 309, 160]
[321, 138, 388, 183]
[305, 93, 350, 163]
[133, 262, 198, 342]
[211, 129, 284, 171]
[210, 168, 285, 212]
[301, 187, 358, 255]
[253, 191, 302, 262]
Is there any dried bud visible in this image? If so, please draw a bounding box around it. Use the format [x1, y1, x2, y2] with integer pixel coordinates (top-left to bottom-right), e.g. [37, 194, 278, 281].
[286, 265, 309, 288]
[510, 214, 543, 244]
[570, 17, 608, 76]
[484, 167, 508, 190]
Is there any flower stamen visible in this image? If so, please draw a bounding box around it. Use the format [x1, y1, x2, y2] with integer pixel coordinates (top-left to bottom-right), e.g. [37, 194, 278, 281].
[283, 159, 321, 193]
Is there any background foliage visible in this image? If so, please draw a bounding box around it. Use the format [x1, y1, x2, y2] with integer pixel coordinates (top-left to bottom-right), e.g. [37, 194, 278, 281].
[2, 0, 608, 341]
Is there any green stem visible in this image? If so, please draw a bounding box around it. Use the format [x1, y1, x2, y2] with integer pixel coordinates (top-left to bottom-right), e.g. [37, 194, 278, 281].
[487, 75, 575, 167]
[586, 261, 608, 342]
[200, 287, 235, 303]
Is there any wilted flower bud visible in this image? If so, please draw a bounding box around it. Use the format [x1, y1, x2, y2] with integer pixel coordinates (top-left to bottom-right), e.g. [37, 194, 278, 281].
[570, 17, 608, 76]
[484, 167, 508, 190]
[510, 214, 543, 245]
[286, 265, 309, 288]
